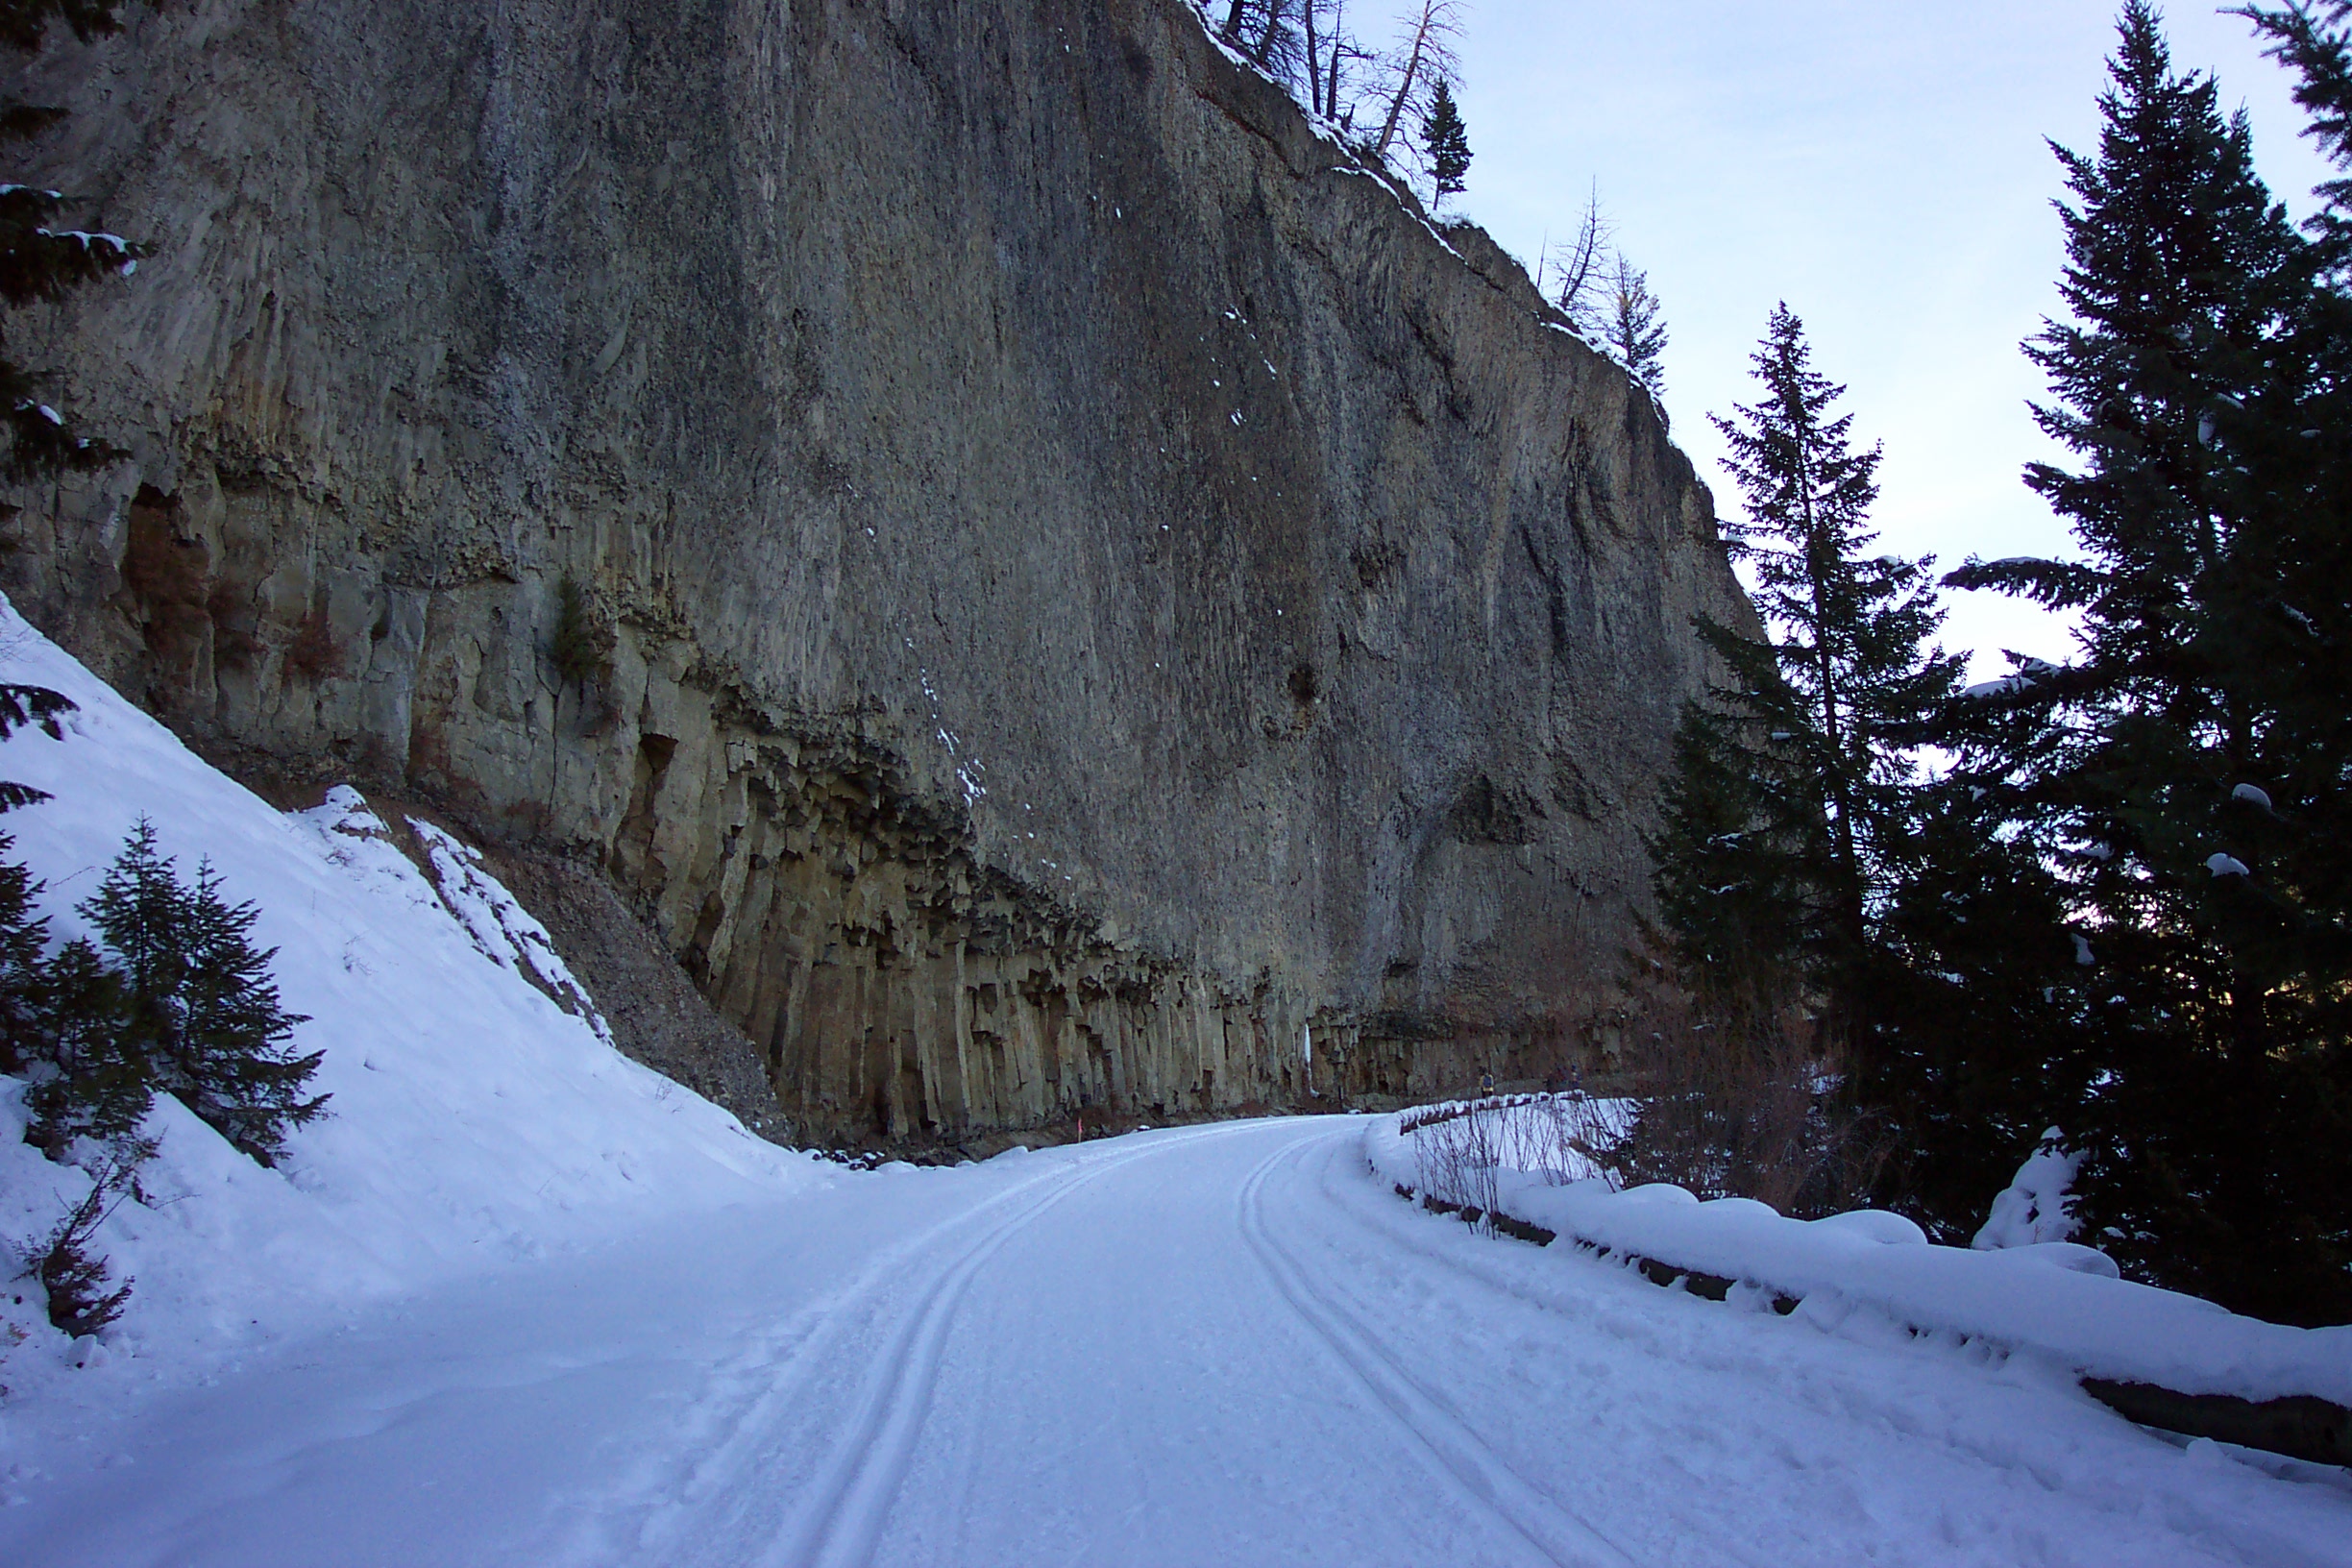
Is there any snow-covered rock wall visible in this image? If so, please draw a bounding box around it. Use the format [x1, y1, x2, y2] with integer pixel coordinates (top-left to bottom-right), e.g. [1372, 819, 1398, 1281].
[0, 0, 1750, 1141]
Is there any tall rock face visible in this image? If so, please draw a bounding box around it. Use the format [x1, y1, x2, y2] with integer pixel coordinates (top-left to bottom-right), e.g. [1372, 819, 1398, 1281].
[4, 0, 1749, 1141]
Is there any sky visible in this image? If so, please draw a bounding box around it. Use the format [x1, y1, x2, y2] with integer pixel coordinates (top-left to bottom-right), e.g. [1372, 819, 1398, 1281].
[1432, 1, 2338, 679]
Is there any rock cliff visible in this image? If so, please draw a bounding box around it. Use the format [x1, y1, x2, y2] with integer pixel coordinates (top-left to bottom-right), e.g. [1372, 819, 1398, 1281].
[3, 0, 1751, 1142]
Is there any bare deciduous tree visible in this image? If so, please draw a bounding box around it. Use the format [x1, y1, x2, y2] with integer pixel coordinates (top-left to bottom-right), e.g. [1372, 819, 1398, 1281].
[1545, 182, 1613, 333]
[1370, 0, 1464, 160]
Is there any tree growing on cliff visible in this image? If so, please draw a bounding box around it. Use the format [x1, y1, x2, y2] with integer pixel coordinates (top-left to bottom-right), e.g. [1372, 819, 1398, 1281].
[1421, 76, 1471, 207]
[1299, 0, 1371, 122]
[1544, 183, 1614, 336]
[1367, 0, 1462, 163]
[1, 0, 143, 482]
[548, 574, 612, 692]
[1217, 0, 1309, 80]
[1603, 256, 1670, 397]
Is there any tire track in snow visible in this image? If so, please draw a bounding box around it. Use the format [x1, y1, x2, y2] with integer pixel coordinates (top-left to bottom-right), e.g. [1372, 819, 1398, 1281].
[1239, 1136, 1638, 1568]
[692, 1122, 1268, 1568]
[587, 1157, 1091, 1560]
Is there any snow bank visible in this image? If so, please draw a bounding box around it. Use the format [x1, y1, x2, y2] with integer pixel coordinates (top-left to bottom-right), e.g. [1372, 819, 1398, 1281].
[1365, 1112, 2352, 1409]
[0, 597, 817, 1396]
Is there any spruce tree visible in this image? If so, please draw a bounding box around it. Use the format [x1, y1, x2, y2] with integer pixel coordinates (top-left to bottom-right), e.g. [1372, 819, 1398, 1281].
[548, 574, 611, 691]
[1646, 307, 1958, 1206]
[18, 935, 138, 1155]
[1944, 2, 2351, 1322]
[1421, 77, 1471, 205]
[1691, 306, 1959, 1010]
[0, 679, 73, 1074]
[81, 821, 324, 1165]
[1604, 256, 1669, 397]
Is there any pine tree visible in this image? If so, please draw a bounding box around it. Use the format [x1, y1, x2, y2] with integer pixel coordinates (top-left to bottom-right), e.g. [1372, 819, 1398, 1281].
[1645, 307, 1958, 1208]
[1421, 77, 1471, 206]
[0, 680, 73, 812]
[548, 574, 611, 691]
[18, 936, 139, 1155]
[1604, 256, 1669, 397]
[1696, 305, 1961, 1017]
[0, 832, 44, 1074]
[78, 821, 324, 1165]
[1943, 3, 2351, 1322]
[0, 679, 73, 1074]
[1, 0, 142, 481]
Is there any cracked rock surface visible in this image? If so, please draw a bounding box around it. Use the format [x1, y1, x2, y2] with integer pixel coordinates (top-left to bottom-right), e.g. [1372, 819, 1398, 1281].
[3, 0, 1750, 1141]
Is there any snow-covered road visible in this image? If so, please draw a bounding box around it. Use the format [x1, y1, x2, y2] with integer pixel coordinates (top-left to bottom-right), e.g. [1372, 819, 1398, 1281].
[5, 1117, 2346, 1567]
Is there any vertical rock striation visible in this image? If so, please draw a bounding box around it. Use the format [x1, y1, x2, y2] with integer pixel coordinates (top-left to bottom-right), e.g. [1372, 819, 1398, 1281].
[4, 0, 1752, 1141]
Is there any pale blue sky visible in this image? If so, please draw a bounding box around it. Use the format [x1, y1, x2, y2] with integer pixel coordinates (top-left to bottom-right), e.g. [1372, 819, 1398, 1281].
[1434, 2, 2335, 677]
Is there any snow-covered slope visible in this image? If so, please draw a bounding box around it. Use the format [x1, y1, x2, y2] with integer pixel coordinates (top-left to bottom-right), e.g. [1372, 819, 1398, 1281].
[0, 597, 817, 1403]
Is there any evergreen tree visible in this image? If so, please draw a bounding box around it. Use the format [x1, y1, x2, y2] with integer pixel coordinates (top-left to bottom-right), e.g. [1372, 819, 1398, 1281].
[80, 821, 324, 1165]
[0, 838, 40, 1072]
[1863, 779, 2093, 1234]
[2238, 2, 2352, 258]
[0, 679, 73, 1074]
[1, 0, 142, 481]
[1604, 256, 1669, 397]
[1421, 77, 1471, 205]
[1691, 306, 1961, 1019]
[18, 934, 138, 1155]
[1943, 3, 2351, 1322]
[1646, 307, 1958, 1207]
[548, 574, 611, 691]
[0, 680, 73, 812]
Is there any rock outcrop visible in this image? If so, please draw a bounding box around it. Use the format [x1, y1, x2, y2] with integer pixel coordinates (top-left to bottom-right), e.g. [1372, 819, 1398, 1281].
[3, 0, 1751, 1141]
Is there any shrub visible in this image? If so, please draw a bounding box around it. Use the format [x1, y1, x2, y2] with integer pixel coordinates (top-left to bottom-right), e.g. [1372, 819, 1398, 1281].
[23, 1144, 147, 1337]
[548, 574, 612, 690]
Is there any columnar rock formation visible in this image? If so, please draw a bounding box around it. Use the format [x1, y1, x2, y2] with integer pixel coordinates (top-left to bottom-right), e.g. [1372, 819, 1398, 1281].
[3, 0, 1752, 1140]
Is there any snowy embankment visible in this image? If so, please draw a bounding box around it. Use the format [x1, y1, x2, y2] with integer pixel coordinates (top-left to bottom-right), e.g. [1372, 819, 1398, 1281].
[0, 598, 818, 1402]
[1365, 1109, 2352, 1413]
